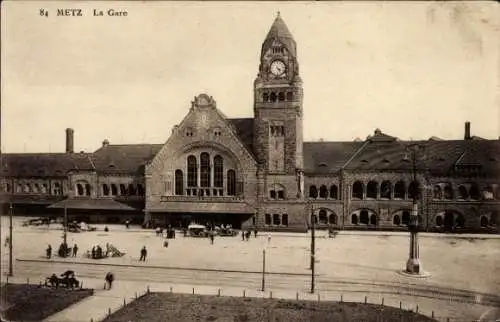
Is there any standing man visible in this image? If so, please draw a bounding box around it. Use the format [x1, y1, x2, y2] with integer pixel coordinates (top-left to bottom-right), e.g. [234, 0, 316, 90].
[104, 272, 114, 290]
[139, 246, 147, 261]
[72, 244, 78, 257]
[210, 233, 214, 245]
[46, 245, 52, 259]
[125, 220, 130, 229]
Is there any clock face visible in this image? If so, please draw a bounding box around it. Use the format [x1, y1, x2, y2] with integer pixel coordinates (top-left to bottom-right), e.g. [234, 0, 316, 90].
[270, 60, 286, 77]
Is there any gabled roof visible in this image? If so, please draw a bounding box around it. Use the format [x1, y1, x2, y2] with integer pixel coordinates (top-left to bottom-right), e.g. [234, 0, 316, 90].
[228, 118, 255, 158]
[303, 141, 365, 174]
[1, 153, 94, 177]
[92, 144, 163, 174]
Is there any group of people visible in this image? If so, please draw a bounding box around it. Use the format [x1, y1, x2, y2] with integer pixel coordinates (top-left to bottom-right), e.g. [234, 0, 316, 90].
[241, 229, 258, 241]
[45, 243, 79, 259]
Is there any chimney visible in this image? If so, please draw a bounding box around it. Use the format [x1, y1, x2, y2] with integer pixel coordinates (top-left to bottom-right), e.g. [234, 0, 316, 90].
[102, 139, 110, 147]
[464, 121, 471, 140]
[65, 128, 74, 153]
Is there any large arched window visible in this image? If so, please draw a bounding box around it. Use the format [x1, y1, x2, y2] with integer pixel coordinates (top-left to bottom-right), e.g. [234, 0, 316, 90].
[200, 152, 211, 188]
[366, 181, 378, 199]
[119, 184, 127, 195]
[128, 184, 136, 195]
[458, 185, 468, 199]
[329, 185, 338, 199]
[318, 209, 327, 224]
[175, 170, 184, 195]
[214, 155, 223, 188]
[381, 181, 392, 199]
[352, 181, 363, 199]
[319, 185, 328, 198]
[227, 170, 236, 196]
[360, 210, 369, 224]
[309, 185, 318, 199]
[187, 155, 198, 187]
[394, 181, 406, 199]
[102, 184, 110, 196]
[111, 184, 118, 196]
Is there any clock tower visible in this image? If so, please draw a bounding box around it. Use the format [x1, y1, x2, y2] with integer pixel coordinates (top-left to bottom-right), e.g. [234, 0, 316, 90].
[253, 13, 304, 181]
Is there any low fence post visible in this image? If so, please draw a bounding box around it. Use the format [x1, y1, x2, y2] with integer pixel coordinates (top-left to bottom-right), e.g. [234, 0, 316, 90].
[270, 291, 272, 299]
[243, 290, 246, 298]
[192, 287, 195, 295]
[381, 298, 384, 306]
[340, 294, 343, 303]
[296, 292, 299, 300]
[364, 296, 367, 304]
[399, 301, 402, 309]
[431, 311, 434, 319]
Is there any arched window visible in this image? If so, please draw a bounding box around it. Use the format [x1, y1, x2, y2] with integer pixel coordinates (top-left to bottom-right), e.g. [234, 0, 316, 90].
[360, 210, 369, 224]
[263, 92, 269, 102]
[433, 185, 442, 199]
[318, 209, 327, 224]
[273, 214, 281, 225]
[76, 184, 84, 196]
[329, 214, 338, 225]
[214, 155, 223, 188]
[175, 170, 183, 195]
[480, 216, 488, 227]
[351, 214, 358, 225]
[444, 212, 454, 229]
[436, 216, 443, 226]
[282, 214, 288, 226]
[402, 210, 410, 226]
[85, 184, 91, 196]
[119, 184, 126, 195]
[469, 184, 480, 200]
[329, 185, 338, 199]
[227, 170, 236, 196]
[265, 214, 271, 225]
[443, 184, 454, 200]
[278, 92, 285, 101]
[111, 184, 118, 196]
[286, 92, 293, 101]
[394, 181, 406, 199]
[370, 214, 377, 226]
[200, 152, 211, 188]
[128, 184, 136, 195]
[380, 181, 391, 199]
[319, 185, 328, 198]
[408, 181, 420, 200]
[352, 181, 363, 199]
[102, 184, 110, 196]
[309, 185, 318, 199]
[137, 184, 145, 196]
[187, 155, 198, 187]
[270, 92, 277, 102]
[393, 215, 401, 225]
[366, 181, 378, 199]
[53, 182, 61, 195]
[458, 185, 468, 199]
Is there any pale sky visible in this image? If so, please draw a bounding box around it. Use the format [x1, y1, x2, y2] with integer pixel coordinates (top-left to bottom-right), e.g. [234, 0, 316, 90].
[1, 1, 499, 153]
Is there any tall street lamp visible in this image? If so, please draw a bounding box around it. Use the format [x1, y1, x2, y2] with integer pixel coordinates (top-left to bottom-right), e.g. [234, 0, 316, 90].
[309, 203, 316, 293]
[404, 143, 425, 275]
[9, 202, 13, 276]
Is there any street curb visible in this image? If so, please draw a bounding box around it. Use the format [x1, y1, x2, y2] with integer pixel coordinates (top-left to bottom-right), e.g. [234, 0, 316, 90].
[16, 258, 312, 277]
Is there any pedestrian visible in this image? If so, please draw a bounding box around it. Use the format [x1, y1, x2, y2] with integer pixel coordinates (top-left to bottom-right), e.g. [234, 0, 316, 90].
[72, 244, 78, 257]
[163, 239, 169, 248]
[139, 246, 147, 261]
[241, 230, 245, 241]
[91, 246, 96, 259]
[254, 229, 258, 238]
[125, 220, 130, 229]
[267, 233, 271, 243]
[245, 230, 250, 241]
[46, 244, 52, 259]
[210, 233, 214, 245]
[104, 272, 114, 290]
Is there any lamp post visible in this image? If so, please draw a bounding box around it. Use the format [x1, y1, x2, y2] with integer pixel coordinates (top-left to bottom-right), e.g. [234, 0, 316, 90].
[405, 143, 424, 275]
[309, 203, 315, 293]
[9, 202, 13, 276]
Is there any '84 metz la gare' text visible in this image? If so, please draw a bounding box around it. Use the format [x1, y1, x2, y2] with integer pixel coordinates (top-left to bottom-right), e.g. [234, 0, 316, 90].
[39, 8, 128, 17]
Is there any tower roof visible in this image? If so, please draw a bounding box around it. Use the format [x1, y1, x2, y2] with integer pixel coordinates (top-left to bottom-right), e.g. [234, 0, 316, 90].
[261, 12, 296, 58]
[265, 12, 294, 41]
